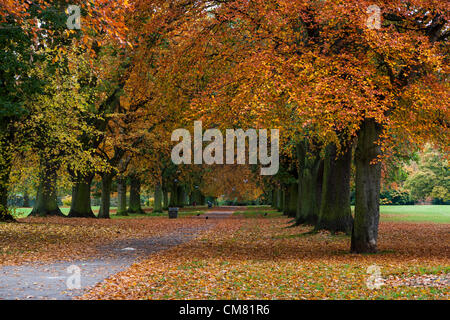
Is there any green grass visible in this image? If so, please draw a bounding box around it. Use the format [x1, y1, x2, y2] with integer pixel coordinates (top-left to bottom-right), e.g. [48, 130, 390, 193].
[237, 205, 450, 223]
[10, 204, 450, 223]
[379, 205, 450, 223]
[233, 206, 283, 218]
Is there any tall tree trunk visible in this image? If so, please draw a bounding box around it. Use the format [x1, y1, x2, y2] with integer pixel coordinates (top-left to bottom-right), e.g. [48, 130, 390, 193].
[68, 174, 95, 218]
[276, 188, 282, 211]
[296, 142, 323, 225]
[177, 186, 186, 207]
[169, 184, 178, 207]
[29, 159, 64, 217]
[98, 173, 113, 219]
[316, 144, 353, 234]
[162, 186, 169, 210]
[351, 119, 383, 253]
[285, 183, 298, 218]
[116, 177, 128, 216]
[153, 183, 163, 213]
[0, 154, 13, 222]
[190, 188, 202, 205]
[282, 186, 289, 215]
[23, 191, 30, 208]
[128, 175, 144, 214]
[271, 189, 276, 208]
[200, 194, 206, 206]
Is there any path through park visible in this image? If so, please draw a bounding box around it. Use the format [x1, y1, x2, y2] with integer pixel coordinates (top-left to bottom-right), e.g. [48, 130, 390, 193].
[0, 208, 236, 300]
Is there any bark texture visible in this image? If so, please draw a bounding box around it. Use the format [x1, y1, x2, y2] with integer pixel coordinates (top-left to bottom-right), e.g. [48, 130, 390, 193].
[351, 119, 383, 253]
[98, 173, 113, 219]
[153, 183, 163, 213]
[116, 177, 128, 216]
[296, 142, 323, 225]
[162, 186, 169, 210]
[128, 175, 144, 214]
[285, 183, 298, 218]
[316, 144, 353, 234]
[0, 157, 13, 221]
[0, 132, 14, 222]
[276, 188, 282, 212]
[68, 174, 95, 218]
[29, 159, 64, 217]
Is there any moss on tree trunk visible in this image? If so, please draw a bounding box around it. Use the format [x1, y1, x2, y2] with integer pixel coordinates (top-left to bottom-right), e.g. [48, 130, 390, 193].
[285, 183, 298, 218]
[162, 186, 169, 210]
[68, 174, 95, 218]
[296, 142, 323, 225]
[128, 175, 144, 214]
[116, 177, 128, 216]
[23, 191, 30, 208]
[169, 185, 178, 207]
[276, 188, 282, 211]
[29, 159, 64, 217]
[0, 142, 14, 222]
[153, 183, 163, 213]
[316, 144, 353, 234]
[351, 119, 383, 253]
[98, 173, 113, 219]
[178, 186, 186, 207]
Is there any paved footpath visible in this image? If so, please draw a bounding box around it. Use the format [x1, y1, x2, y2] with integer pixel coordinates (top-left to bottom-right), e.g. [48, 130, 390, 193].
[0, 207, 237, 300]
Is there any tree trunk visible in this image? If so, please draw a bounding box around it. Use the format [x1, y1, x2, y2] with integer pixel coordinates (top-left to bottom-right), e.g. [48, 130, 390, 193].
[0, 155, 14, 222]
[117, 177, 128, 216]
[153, 183, 163, 213]
[29, 159, 64, 217]
[282, 186, 289, 215]
[296, 142, 323, 225]
[316, 144, 353, 234]
[98, 173, 113, 219]
[68, 174, 95, 218]
[169, 185, 178, 207]
[190, 188, 202, 205]
[285, 183, 298, 218]
[178, 186, 186, 207]
[280, 188, 286, 213]
[128, 175, 144, 214]
[276, 188, 282, 211]
[271, 189, 277, 208]
[351, 119, 383, 253]
[162, 186, 169, 210]
[23, 191, 30, 208]
[200, 194, 206, 206]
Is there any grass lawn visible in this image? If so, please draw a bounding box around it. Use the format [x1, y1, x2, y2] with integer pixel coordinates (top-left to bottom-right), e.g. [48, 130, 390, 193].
[11, 204, 450, 223]
[377, 205, 450, 223]
[239, 205, 450, 224]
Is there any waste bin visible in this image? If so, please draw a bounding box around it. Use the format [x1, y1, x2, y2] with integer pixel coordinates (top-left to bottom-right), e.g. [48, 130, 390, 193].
[168, 207, 178, 219]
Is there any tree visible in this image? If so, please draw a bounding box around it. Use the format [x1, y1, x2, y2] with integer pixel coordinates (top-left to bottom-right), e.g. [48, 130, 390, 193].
[405, 146, 449, 203]
[0, 0, 130, 221]
[316, 143, 353, 234]
[157, 0, 448, 253]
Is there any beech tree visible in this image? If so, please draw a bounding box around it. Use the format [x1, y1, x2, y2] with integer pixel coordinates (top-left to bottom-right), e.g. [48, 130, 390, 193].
[152, 0, 448, 253]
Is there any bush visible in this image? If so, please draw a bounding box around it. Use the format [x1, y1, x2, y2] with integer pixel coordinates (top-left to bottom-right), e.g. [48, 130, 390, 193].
[380, 189, 414, 205]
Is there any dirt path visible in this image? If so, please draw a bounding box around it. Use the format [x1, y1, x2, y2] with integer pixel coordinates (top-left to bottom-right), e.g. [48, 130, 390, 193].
[0, 207, 237, 300]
